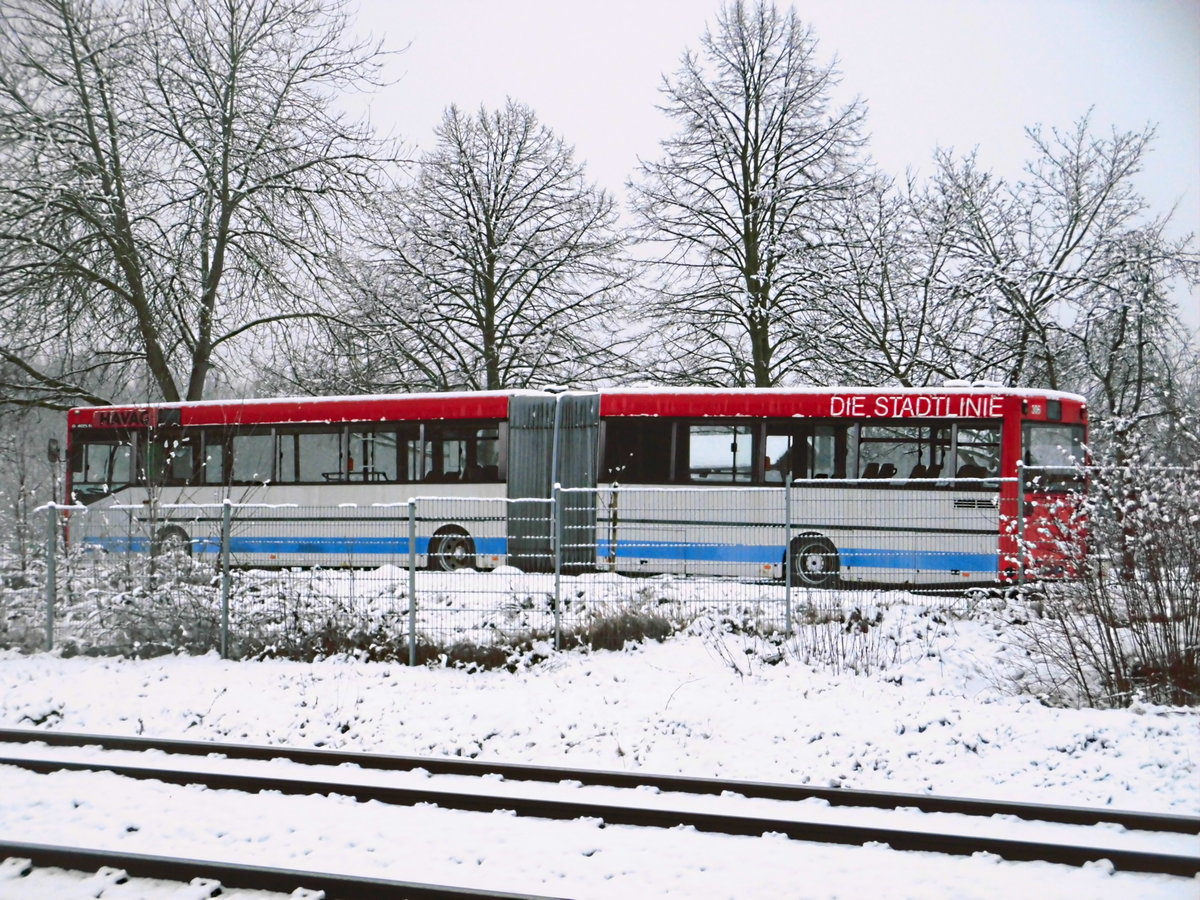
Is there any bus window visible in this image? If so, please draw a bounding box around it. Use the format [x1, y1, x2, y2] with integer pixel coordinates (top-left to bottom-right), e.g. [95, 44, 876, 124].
[146, 432, 199, 485]
[955, 425, 1001, 479]
[1022, 423, 1085, 490]
[201, 435, 225, 484]
[277, 428, 343, 483]
[467, 427, 501, 482]
[231, 432, 273, 484]
[349, 428, 402, 482]
[809, 424, 848, 479]
[422, 424, 500, 482]
[687, 423, 753, 483]
[70, 437, 135, 501]
[764, 433, 790, 482]
[856, 424, 950, 481]
[766, 423, 849, 482]
[601, 418, 673, 483]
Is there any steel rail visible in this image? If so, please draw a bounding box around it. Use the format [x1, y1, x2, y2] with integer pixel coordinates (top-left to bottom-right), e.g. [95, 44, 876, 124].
[0, 727, 1194, 834]
[0, 840, 564, 899]
[0, 749, 1196, 877]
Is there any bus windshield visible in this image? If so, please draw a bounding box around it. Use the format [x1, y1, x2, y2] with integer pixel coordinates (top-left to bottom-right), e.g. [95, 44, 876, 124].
[1022, 423, 1086, 490]
[70, 435, 136, 503]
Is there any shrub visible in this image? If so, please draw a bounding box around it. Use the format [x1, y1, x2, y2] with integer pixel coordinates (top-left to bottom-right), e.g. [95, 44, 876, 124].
[1014, 465, 1199, 707]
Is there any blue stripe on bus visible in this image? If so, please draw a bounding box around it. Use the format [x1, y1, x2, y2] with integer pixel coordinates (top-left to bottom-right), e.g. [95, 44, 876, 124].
[839, 547, 998, 572]
[82, 536, 509, 558]
[596, 540, 998, 573]
[81, 537, 151, 554]
[595, 539, 780, 564]
[82, 535, 997, 574]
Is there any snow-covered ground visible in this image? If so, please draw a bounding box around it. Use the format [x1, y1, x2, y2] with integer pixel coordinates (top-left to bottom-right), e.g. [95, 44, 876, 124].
[0, 603, 1196, 898]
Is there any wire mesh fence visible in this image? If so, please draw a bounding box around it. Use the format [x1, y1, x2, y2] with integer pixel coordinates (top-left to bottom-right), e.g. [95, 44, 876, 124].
[0, 471, 1123, 661]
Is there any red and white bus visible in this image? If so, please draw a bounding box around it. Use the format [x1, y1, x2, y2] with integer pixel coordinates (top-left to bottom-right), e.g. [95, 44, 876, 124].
[64, 384, 1087, 586]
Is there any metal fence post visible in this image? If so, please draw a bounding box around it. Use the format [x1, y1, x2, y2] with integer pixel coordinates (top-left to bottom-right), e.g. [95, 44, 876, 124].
[407, 500, 417, 666]
[44, 504, 57, 652]
[553, 485, 562, 652]
[220, 500, 232, 659]
[783, 483, 793, 636]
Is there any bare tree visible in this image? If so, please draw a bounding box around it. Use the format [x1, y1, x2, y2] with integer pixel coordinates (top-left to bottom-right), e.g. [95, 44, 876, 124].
[805, 174, 986, 387]
[0, 0, 392, 408]
[309, 100, 631, 393]
[926, 115, 1198, 456]
[929, 116, 1196, 386]
[631, 0, 867, 387]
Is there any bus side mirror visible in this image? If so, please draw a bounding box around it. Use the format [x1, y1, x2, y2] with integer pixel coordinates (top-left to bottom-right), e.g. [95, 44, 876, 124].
[47, 438, 61, 463]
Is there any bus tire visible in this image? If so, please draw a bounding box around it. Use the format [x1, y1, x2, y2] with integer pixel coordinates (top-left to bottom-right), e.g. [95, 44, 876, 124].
[789, 534, 839, 588]
[428, 527, 475, 572]
[152, 525, 192, 558]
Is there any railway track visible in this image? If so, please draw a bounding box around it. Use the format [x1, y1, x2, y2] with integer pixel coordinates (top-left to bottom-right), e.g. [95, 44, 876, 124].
[0, 727, 1196, 893]
[0, 842, 562, 899]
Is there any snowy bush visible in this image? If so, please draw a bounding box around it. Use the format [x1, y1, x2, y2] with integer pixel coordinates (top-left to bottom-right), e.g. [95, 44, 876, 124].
[693, 597, 958, 678]
[1014, 465, 1199, 707]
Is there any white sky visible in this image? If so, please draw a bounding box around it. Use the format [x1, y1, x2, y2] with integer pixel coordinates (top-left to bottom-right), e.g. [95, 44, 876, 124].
[353, 0, 1199, 322]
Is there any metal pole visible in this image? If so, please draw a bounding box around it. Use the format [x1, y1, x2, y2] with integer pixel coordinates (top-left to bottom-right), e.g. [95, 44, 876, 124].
[553, 485, 562, 652]
[45, 504, 57, 652]
[783, 481, 793, 636]
[1016, 465, 1027, 593]
[220, 500, 232, 659]
[408, 500, 417, 666]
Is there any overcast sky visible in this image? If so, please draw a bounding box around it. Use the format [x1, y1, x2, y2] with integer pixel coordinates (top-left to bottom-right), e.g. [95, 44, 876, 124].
[353, 0, 1198, 322]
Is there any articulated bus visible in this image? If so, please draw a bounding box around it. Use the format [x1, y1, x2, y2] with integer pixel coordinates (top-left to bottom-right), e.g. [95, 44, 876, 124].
[64, 384, 1088, 587]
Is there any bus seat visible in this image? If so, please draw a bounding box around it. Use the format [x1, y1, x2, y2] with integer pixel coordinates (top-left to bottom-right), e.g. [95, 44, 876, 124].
[908, 464, 928, 479]
[878, 463, 897, 479]
[861, 463, 879, 479]
[956, 463, 987, 478]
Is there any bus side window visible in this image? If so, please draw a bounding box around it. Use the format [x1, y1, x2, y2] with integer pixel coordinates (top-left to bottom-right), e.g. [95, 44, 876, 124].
[276, 429, 343, 483]
[809, 425, 845, 479]
[146, 433, 199, 485]
[686, 423, 753, 483]
[420, 423, 498, 482]
[955, 425, 1001, 479]
[231, 432, 273, 484]
[464, 427, 500, 482]
[764, 432, 791, 483]
[202, 436, 226, 484]
[349, 428, 400, 482]
[602, 419, 673, 483]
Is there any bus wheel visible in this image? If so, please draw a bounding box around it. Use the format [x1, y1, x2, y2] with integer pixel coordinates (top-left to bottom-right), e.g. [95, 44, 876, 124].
[789, 534, 839, 588]
[428, 527, 475, 571]
[152, 526, 192, 558]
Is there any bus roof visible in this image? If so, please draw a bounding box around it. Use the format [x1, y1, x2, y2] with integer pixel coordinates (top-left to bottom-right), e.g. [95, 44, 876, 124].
[66, 390, 541, 429]
[68, 384, 1088, 429]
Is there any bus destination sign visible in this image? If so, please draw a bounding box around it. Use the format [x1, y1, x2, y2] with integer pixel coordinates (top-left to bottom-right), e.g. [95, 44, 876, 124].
[89, 407, 156, 428]
[829, 394, 1004, 418]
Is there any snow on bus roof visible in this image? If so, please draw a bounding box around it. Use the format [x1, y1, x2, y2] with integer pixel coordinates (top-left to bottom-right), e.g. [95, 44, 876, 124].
[70, 384, 1086, 410]
[74, 388, 548, 411]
